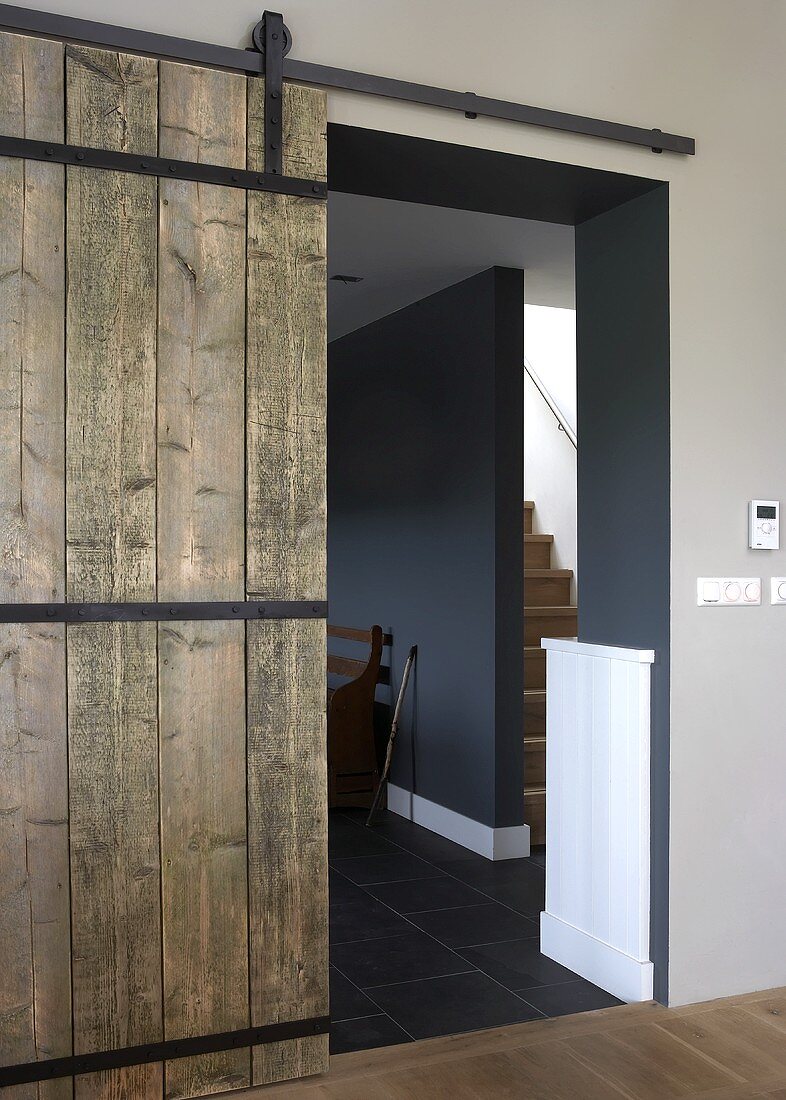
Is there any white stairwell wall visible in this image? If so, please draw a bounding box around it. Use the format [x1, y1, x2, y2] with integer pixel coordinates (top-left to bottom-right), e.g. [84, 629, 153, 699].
[524, 306, 576, 598]
[540, 638, 655, 1003]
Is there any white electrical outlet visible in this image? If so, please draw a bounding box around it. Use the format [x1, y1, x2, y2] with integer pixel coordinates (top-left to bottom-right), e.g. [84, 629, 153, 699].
[771, 578, 786, 604]
[697, 577, 761, 605]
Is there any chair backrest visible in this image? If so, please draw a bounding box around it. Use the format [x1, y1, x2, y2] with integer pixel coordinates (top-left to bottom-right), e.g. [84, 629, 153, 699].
[327, 624, 392, 689]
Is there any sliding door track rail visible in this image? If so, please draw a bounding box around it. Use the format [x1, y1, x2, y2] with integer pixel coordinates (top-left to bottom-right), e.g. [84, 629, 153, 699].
[0, 4, 695, 156]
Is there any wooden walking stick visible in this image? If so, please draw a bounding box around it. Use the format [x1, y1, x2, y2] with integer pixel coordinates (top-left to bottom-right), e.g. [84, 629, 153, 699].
[366, 645, 417, 826]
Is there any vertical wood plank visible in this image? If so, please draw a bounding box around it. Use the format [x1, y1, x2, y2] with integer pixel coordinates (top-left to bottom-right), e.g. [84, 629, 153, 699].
[575, 655, 593, 932]
[560, 653, 579, 927]
[607, 658, 630, 953]
[65, 44, 162, 1100]
[0, 30, 70, 1100]
[157, 60, 250, 1100]
[544, 650, 560, 916]
[246, 77, 328, 1086]
[245, 78, 327, 600]
[157, 61, 246, 602]
[591, 659, 612, 945]
[246, 619, 328, 1086]
[65, 44, 158, 603]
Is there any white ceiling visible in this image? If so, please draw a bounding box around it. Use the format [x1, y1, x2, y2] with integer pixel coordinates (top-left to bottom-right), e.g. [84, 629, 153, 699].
[327, 192, 575, 342]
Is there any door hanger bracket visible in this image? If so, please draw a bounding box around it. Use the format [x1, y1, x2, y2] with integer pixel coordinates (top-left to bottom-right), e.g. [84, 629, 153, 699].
[251, 11, 292, 176]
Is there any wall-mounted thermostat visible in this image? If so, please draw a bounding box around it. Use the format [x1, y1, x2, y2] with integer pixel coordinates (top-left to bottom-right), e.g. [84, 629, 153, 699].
[749, 500, 779, 549]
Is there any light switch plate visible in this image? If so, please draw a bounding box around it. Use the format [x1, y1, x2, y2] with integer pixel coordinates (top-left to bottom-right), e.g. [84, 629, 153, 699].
[771, 578, 786, 604]
[697, 577, 761, 605]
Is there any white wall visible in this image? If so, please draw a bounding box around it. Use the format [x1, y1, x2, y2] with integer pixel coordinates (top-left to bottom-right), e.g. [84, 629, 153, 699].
[524, 305, 577, 599]
[15, 0, 786, 1008]
[524, 374, 577, 600]
[525, 305, 577, 436]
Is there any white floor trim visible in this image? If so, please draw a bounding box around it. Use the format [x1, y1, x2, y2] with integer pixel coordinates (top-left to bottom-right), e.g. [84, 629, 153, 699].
[540, 911, 654, 1003]
[387, 784, 530, 860]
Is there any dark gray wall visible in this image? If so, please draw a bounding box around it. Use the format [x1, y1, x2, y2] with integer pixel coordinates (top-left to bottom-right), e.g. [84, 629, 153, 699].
[328, 268, 524, 829]
[576, 185, 670, 1002]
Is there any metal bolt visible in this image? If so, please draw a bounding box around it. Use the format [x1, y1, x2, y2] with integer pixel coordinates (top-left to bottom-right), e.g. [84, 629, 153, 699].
[232, 606, 239, 613]
[75, 151, 85, 161]
[141, 607, 148, 615]
[271, 116, 279, 124]
[312, 605, 320, 614]
[272, 32, 279, 39]
[169, 607, 177, 615]
[140, 161, 149, 169]
[270, 143, 278, 150]
[168, 164, 176, 173]
[45, 147, 54, 156]
[313, 185, 321, 193]
[47, 607, 56, 617]
[258, 606, 266, 615]
[271, 90, 279, 100]
[77, 609, 85, 617]
[232, 174, 239, 182]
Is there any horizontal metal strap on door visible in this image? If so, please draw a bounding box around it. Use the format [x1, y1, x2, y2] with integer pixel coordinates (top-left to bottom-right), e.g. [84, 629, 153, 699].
[0, 600, 328, 623]
[0, 135, 328, 199]
[0, 1015, 331, 1086]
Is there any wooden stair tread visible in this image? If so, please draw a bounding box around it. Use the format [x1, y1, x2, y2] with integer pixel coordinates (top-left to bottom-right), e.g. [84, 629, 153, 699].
[525, 533, 553, 543]
[524, 500, 535, 510]
[525, 568, 573, 578]
[524, 689, 545, 697]
[526, 605, 577, 615]
[525, 786, 546, 795]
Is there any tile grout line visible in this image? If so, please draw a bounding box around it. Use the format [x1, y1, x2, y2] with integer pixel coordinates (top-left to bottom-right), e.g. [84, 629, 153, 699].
[331, 841, 551, 1027]
[329, 813, 619, 1039]
[331, 819, 545, 920]
[330, 960, 418, 1042]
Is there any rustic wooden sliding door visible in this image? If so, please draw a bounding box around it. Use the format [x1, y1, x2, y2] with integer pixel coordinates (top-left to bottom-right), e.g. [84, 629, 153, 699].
[0, 28, 327, 1099]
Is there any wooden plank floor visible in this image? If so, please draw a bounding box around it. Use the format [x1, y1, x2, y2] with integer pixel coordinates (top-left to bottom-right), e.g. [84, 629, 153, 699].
[229, 986, 786, 1098]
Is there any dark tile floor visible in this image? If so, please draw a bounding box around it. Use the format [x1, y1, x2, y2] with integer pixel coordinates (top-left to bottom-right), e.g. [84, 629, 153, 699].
[328, 808, 623, 1054]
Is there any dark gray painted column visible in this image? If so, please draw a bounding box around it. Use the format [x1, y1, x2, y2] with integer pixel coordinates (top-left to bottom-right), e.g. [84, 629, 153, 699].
[575, 185, 670, 1002]
[328, 268, 524, 830]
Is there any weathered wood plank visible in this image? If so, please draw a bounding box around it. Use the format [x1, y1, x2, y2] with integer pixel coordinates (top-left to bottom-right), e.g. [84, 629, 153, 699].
[245, 78, 327, 600]
[0, 30, 70, 1100]
[246, 78, 328, 1086]
[157, 61, 246, 602]
[65, 44, 162, 1100]
[158, 623, 249, 1100]
[67, 622, 161, 1100]
[65, 44, 158, 603]
[246, 619, 329, 1086]
[157, 60, 249, 1100]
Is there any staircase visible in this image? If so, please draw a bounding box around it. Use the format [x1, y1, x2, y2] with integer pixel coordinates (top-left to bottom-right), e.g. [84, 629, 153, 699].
[524, 500, 577, 846]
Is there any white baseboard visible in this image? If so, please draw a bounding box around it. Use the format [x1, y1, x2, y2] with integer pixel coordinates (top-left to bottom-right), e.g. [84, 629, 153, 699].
[540, 912, 653, 1002]
[387, 784, 530, 860]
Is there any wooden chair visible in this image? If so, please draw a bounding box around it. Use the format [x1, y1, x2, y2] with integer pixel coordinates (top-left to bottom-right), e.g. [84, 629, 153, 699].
[327, 624, 391, 808]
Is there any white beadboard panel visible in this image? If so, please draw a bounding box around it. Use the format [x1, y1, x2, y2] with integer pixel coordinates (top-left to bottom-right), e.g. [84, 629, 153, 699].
[541, 637, 654, 1001]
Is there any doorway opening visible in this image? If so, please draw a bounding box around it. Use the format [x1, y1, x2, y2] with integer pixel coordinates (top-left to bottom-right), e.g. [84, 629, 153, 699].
[325, 126, 670, 1054]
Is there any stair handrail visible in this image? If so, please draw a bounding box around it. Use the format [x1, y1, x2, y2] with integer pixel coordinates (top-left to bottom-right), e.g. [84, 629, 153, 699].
[523, 357, 577, 449]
